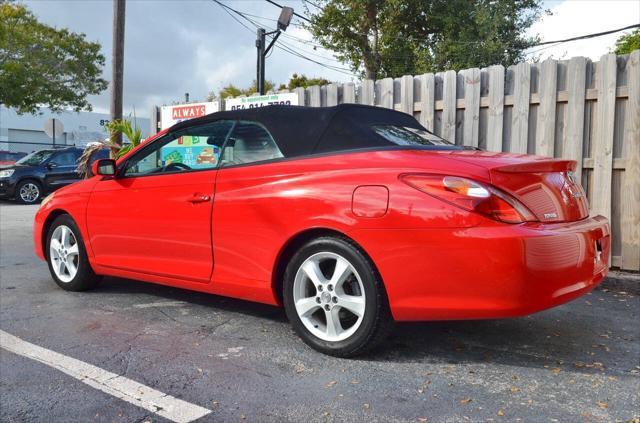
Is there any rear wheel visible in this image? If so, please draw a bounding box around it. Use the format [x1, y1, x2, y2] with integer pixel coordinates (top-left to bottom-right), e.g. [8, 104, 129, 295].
[46, 215, 100, 291]
[283, 236, 393, 357]
[15, 180, 42, 204]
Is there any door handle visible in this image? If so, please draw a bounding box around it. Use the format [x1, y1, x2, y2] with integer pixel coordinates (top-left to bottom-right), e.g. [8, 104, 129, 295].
[188, 193, 211, 204]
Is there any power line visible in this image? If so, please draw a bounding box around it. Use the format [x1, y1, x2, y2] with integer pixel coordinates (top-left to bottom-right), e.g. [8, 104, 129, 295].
[274, 42, 357, 76]
[526, 42, 565, 56]
[263, 5, 639, 48]
[211, 0, 357, 76]
[215, 1, 638, 77]
[221, 2, 639, 48]
[303, 0, 322, 10]
[264, 0, 312, 23]
[212, 0, 257, 33]
[277, 37, 346, 64]
[532, 23, 639, 47]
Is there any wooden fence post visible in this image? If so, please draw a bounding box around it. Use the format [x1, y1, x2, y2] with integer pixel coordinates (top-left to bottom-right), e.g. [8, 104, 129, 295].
[360, 80, 375, 106]
[565, 57, 587, 182]
[378, 78, 394, 109]
[442, 70, 457, 143]
[487, 65, 505, 152]
[462, 68, 480, 147]
[326, 84, 339, 106]
[591, 53, 617, 222]
[419, 73, 435, 132]
[535, 59, 558, 157]
[621, 50, 640, 270]
[511, 62, 531, 154]
[400, 75, 414, 115]
[343, 83, 356, 104]
[308, 85, 321, 107]
[294, 87, 305, 106]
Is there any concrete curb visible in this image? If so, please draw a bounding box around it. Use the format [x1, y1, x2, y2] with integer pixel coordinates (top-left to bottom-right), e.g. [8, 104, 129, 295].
[599, 270, 640, 296]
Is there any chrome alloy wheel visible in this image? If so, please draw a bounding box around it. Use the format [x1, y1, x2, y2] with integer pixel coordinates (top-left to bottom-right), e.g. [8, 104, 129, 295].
[49, 225, 80, 283]
[293, 252, 366, 342]
[19, 183, 40, 203]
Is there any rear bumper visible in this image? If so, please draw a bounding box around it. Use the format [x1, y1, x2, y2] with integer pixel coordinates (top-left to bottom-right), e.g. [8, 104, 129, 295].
[350, 216, 610, 321]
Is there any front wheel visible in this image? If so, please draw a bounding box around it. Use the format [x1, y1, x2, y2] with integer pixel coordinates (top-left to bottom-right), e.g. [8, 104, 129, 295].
[46, 215, 100, 291]
[283, 236, 393, 357]
[15, 180, 42, 204]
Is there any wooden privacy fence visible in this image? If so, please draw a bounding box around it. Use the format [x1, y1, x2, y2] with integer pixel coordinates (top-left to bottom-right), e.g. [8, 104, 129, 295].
[272, 52, 639, 271]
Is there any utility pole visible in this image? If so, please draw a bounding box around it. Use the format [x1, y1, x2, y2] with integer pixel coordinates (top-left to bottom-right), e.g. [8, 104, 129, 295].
[255, 7, 293, 95]
[256, 28, 266, 95]
[110, 0, 126, 147]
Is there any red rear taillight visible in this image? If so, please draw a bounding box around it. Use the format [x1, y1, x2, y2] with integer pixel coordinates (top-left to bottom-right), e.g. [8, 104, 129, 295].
[400, 174, 537, 224]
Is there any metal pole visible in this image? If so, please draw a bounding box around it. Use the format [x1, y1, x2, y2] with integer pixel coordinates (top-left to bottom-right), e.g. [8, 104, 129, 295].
[110, 0, 126, 147]
[256, 28, 266, 95]
[52, 119, 56, 147]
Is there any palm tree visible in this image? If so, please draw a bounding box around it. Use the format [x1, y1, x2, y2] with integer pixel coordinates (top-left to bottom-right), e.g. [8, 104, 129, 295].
[77, 119, 143, 178]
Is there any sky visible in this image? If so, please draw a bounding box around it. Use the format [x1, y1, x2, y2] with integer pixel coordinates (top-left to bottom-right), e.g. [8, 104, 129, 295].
[22, 0, 640, 116]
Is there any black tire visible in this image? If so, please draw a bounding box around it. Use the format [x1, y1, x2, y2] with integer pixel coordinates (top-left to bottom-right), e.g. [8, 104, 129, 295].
[15, 179, 43, 204]
[46, 214, 101, 291]
[283, 236, 394, 357]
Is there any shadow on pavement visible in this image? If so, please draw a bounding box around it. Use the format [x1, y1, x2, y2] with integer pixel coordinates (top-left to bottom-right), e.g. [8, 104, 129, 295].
[87, 275, 626, 375]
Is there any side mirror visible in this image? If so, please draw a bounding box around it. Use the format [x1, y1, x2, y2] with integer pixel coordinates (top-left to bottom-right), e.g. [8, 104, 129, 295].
[47, 162, 58, 169]
[92, 159, 116, 177]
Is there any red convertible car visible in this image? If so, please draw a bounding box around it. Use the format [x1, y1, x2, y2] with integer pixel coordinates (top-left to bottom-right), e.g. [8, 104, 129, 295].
[34, 105, 610, 356]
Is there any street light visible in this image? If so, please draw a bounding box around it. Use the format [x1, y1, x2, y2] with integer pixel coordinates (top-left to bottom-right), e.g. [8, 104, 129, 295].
[256, 7, 294, 95]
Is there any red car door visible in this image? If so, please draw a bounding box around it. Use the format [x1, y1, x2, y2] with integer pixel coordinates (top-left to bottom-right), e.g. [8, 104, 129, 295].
[86, 121, 234, 282]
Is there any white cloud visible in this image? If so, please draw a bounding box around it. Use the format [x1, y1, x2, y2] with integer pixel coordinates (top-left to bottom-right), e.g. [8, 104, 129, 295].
[22, 0, 353, 116]
[21, 0, 636, 118]
[528, 0, 640, 60]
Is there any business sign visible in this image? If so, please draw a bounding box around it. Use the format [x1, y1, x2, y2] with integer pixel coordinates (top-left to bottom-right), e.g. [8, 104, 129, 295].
[224, 93, 299, 111]
[161, 135, 221, 170]
[160, 101, 219, 130]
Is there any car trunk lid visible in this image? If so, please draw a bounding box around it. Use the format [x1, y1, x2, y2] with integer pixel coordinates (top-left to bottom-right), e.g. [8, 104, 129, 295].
[435, 151, 589, 223]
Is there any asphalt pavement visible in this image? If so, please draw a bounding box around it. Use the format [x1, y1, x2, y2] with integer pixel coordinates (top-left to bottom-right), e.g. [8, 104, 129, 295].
[1, 201, 639, 422]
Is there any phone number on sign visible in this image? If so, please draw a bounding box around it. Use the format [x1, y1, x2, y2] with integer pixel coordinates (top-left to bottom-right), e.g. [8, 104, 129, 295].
[229, 100, 291, 111]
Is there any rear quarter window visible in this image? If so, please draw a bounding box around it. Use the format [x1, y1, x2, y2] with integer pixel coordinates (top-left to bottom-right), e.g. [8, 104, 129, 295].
[372, 125, 453, 146]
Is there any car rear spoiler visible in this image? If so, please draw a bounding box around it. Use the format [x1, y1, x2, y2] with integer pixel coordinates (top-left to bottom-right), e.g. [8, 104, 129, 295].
[491, 159, 577, 174]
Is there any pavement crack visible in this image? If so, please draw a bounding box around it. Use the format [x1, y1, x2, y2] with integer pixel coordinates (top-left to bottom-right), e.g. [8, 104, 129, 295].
[156, 308, 182, 325]
[133, 414, 151, 423]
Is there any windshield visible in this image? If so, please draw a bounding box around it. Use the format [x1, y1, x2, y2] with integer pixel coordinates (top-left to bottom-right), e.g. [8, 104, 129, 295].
[16, 150, 55, 166]
[372, 125, 453, 146]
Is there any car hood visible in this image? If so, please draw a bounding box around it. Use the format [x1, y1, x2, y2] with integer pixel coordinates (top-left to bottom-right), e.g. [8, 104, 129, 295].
[0, 164, 39, 171]
[51, 176, 99, 197]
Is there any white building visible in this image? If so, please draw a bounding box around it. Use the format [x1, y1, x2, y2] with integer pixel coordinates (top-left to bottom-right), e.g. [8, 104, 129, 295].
[0, 105, 150, 153]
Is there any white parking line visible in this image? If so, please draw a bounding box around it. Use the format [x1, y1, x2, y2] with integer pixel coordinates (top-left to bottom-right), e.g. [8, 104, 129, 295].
[0, 330, 211, 423]
[133, 301, 188, 309]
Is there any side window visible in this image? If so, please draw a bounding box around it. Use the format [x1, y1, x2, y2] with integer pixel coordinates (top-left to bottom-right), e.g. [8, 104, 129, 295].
[50, 151, 77, 166]
[221, 121, 283, 166]
[123, 120, 234, 177]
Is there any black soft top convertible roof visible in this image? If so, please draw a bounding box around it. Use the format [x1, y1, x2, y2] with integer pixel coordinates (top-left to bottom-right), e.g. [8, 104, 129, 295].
[172, 104, 442, 158]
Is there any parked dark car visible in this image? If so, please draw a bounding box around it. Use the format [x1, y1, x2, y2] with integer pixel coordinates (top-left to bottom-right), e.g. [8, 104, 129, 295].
[0, 150, 27, 166]
[0, 146, 109, 204]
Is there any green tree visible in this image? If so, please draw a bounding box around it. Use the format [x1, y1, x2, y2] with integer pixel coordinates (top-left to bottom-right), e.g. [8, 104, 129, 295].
[613, 29, 640, 55]
[306, 0, 545, 79]
[209, 75, 332, 101]
[209, 80, 277, 101]
[281, 73, 330, 90]
[0, 2, 107, 114]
